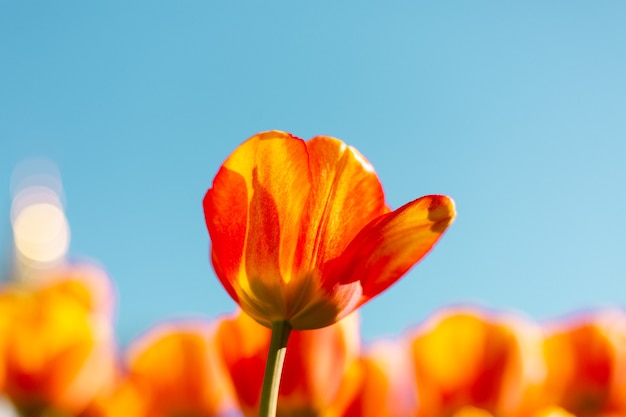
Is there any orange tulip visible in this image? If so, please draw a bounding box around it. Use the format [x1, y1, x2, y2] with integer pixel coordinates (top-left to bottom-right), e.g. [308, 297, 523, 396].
[215, 310, 360, 417]
[540, 310, 626, 417]
[0, 265, 116, 416]
[530, 406, 577, 417]
[339, 340, 417, 417]
[99, 321, 239, 417]
[82, 378, 145, 417]
[410, 307, 544, 417]
[203, 131, 455, 330]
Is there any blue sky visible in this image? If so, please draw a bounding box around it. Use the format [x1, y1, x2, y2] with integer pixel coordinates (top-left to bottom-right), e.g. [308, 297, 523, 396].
[1, 2, 625, 345]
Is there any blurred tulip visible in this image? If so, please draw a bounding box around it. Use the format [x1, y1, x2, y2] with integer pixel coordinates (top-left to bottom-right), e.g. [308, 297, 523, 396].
[82, 377, 145, 417]
[338, 339, 417, 417]
[92, 321, 239, 417]
[410, 307, 545, 417]
[215, 310, 360, 417]
[204, 131, 455, 330]
[540, 310, 626, 417]
[0, 265, 116, 417]
[531, 406, 577, 417]
[450, 407, 495, 417]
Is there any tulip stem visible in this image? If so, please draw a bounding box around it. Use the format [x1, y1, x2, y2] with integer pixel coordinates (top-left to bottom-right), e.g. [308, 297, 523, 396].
[259, 320, 292, 417]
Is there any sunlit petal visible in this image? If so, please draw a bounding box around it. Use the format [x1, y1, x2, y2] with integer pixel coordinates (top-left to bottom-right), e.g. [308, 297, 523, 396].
[326, 195, 455, 303]
[296, 136, 386, 272]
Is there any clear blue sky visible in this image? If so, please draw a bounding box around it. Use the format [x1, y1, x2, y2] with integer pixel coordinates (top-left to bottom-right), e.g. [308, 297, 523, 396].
[1, 2, 625, 345]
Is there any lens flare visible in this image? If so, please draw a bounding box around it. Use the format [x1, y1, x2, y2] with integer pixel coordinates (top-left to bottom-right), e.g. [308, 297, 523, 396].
[9, 159, 70, 267]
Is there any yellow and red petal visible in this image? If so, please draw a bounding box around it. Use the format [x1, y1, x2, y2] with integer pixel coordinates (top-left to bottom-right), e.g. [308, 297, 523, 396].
[324, 194, 455, 305]
[295, 136, 386, 272]
[204, 131, 311, 323]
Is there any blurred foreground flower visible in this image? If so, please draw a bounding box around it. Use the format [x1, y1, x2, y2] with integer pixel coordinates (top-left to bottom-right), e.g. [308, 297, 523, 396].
[339, 340, 417, 417]
[215, 310, 360, 417]
[203, 130, 455, 330]
[89, 321, 238, 417]
[540, 310, 626, 417]
[0, 265, 116, 417]
[409, 308, 546, 417]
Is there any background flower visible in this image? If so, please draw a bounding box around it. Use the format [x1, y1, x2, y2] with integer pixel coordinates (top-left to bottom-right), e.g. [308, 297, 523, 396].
[215, 310, 361, 417]
[0, 265, 116, 416]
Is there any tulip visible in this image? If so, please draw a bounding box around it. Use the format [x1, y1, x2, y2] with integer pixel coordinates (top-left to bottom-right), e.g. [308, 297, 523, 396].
[0, 265, 116, 417]
[410, 308, 544, 417]
[338, 339, 417, 417]
[214, 310, 360, 417]
[203, 130, 455, 331]
[204, 130, 455, 416]
[102, 321, 239, 417]
[531, 407, 577, 417]
[82, 377, 145, 417]
[540, 310, 626, 417]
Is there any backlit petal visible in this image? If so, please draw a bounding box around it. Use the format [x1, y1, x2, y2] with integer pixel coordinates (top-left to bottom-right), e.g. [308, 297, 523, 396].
[296, 136, 386, 271]
[325, 195, 455, 303]
[204, 131, 311, 323]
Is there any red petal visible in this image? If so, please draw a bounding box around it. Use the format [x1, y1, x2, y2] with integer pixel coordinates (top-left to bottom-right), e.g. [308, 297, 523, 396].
[204, 167, 248, 302]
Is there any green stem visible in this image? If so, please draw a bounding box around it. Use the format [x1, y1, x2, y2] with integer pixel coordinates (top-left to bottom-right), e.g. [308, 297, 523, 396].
[259, 320, 292, 417]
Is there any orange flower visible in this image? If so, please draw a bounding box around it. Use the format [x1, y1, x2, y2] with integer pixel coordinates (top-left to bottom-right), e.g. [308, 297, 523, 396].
[339, 340, 417, 417]
[0, 265, 116, 416]
[409, 308, 544, 417]
[203, 131, 455, 330]
[97, 321, 238, 417]
[540, 310, 626, 417]
[214, 310, 360, 417]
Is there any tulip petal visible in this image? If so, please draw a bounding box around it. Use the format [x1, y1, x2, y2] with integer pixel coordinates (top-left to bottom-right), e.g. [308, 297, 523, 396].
[325, 195, 455, 302]
[205, 166, 248, 302]
[296, 137, 387, 271]
[204, 131, 311, 320]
